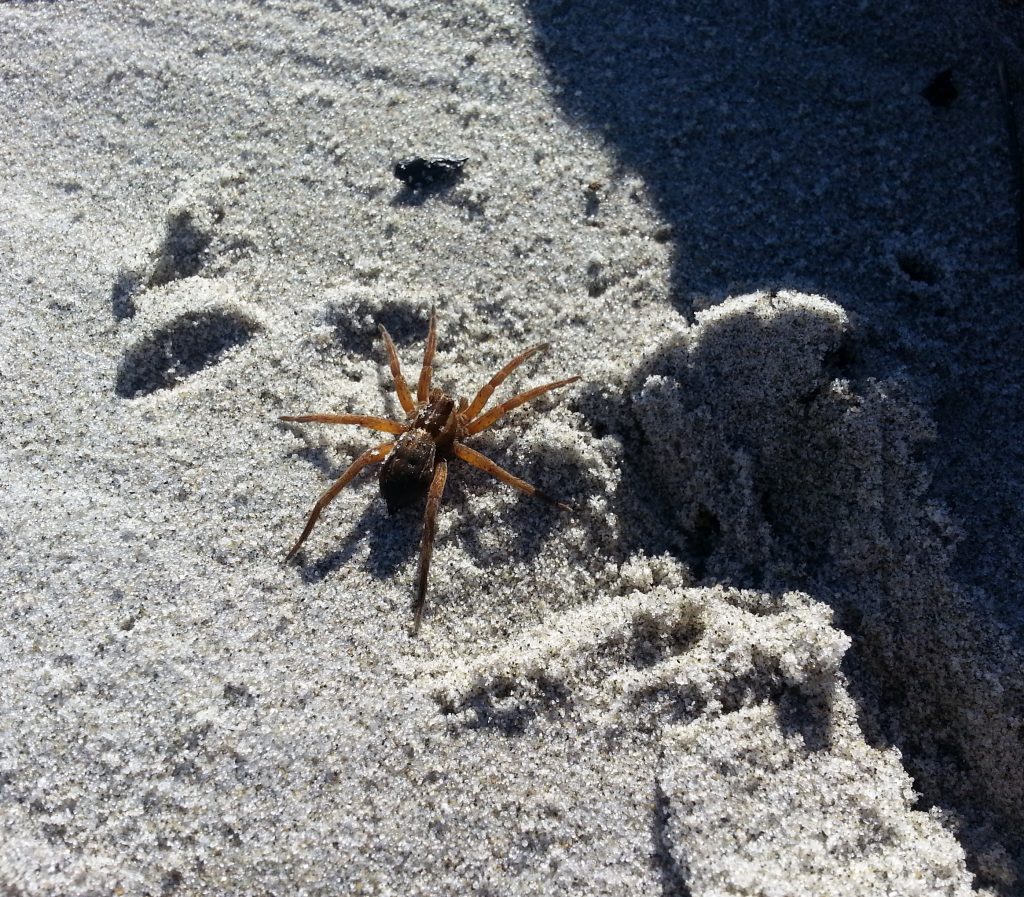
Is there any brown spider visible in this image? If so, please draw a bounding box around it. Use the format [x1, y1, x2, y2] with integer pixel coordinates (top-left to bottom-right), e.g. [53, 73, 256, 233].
[281, 308, 579, 633]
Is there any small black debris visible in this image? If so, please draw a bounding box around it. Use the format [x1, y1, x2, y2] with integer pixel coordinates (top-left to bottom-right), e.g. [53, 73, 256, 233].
[393, 156, 467, 191]
[922, 68, 957, 108]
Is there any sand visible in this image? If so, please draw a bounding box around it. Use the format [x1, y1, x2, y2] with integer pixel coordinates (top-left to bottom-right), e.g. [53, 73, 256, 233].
[2, 1, 1023, 895]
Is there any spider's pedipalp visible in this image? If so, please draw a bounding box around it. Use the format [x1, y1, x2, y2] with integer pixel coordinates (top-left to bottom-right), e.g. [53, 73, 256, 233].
[417, 306, 438, 403]
[284, 441, 395, 562]
[379, 325, 416, 415]
[464, 342, 548, 421]
[453, 441, 571, 511]
[412, 457, 448, 634]
[465, 376, 580, 435]
[280, 413, 406, 434]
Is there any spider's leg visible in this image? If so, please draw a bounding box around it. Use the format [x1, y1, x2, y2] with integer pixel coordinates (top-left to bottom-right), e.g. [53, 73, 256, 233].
[378, 325, 416, 415]
[284, 441, 394, 562]
[412, 458, 448, 635]
[417, 306, 438, 403]
[464, 342, 548, 420]
[280, 413, 406, 434]
[465, 376, 580, 435]
[453, 442, 571, 511]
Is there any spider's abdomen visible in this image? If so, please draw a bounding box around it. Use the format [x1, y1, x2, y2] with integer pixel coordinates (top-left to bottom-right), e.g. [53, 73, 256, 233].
[379, 429, 436, 513]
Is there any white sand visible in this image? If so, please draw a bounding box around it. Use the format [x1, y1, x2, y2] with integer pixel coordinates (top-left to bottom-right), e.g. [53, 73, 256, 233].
[2, 2, 1023, 895]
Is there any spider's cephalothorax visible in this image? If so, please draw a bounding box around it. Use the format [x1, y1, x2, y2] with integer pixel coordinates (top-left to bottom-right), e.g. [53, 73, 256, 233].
[280, 308, 578, 633]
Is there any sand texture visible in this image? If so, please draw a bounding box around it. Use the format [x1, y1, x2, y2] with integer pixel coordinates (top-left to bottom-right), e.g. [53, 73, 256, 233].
[2, 1, 1023, 895]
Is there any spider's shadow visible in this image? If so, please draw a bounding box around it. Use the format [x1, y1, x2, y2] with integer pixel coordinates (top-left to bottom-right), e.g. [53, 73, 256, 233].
[280, 435, 420, 584]
[288, 443, 576, 586]
[294, 489, 421, 585]
[286, 442, 348, 480]
[447, 442, 573, 566]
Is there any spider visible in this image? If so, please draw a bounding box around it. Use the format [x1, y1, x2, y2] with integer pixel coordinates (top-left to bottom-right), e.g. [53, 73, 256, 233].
[280, 308, 579, 633]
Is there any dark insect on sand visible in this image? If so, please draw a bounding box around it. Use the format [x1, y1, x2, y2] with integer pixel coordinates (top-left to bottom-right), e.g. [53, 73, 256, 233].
[392, 156, 467, 191]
